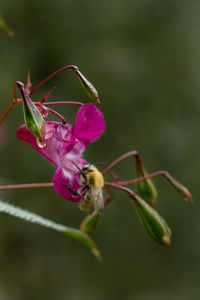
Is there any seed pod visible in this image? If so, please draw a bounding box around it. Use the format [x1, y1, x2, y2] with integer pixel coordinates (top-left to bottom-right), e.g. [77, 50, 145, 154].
[80, 210, 102, 235]
[133, 195, 171, 247]
[135, 156, 157, 207]
[16, 81, 46, 147]
[75, 69, 100, 103]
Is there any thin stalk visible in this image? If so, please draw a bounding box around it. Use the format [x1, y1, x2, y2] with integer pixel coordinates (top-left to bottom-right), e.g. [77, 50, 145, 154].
[112, 170, 193, 203]
[103, 151, 139, 176]
[0, 100, 21, 125]
[0, 82, 24, 125]
[47, 108, 67, 124]
[30, 65, 78, 96]
[104, 182, 138, 201]
[0, 182, 54, 191]
[44, 101, 83, 107]
[117, 170, 172, 186]
[117, 170, 185, 187]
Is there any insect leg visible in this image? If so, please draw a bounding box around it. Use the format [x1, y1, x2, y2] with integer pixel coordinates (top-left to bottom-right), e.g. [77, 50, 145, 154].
[63, 184, 81, 197]
[72, 161, 87, 182]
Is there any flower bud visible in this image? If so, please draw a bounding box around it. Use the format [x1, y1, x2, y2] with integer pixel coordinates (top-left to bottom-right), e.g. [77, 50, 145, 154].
[135, 157, 157, 207]
[75, 69, 100, 103]
[133, 195, 171, 247]
[17, 82, 46, 146]
[80, 210, 102, 235]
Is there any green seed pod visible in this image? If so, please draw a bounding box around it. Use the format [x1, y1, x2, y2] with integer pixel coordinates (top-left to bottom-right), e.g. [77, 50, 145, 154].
[17, 82, 46, 146]
[80, 210, 102, 235]
[135, 157, 157, 207]
[75, 69, 100, 103]
[133, 195, 171, 247]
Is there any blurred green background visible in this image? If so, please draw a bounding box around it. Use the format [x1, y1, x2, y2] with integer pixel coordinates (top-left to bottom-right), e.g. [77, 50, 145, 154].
[0, 0, 200, 299]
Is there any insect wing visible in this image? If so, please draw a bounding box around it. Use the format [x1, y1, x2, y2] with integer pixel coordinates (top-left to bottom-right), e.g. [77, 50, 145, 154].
[91, 186, 104, 213]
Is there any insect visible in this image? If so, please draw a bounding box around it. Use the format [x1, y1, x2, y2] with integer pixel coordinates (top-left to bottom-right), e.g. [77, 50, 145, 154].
[67, 163, 104, 213]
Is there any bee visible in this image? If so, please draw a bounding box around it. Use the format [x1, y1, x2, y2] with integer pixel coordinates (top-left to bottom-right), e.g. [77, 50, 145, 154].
[67, 163, 104, 213]
[79, 164, 104, 213]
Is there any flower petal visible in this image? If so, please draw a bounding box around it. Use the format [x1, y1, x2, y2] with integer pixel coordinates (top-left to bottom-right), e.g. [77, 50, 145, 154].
[17, 122, 72, 167]
[73, 103, 106, 144]
[53, 160, 86, 202]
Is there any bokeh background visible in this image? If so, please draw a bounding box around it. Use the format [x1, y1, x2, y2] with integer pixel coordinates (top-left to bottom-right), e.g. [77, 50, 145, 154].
[0, 0, 200, 299]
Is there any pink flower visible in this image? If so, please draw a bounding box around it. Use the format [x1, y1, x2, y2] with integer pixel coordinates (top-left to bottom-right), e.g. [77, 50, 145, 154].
[17, 103, 106, 202]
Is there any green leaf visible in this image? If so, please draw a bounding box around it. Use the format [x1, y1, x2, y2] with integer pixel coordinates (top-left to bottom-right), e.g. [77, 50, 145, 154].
[17, 83, 46, 146]
[0, 15, 14, 37]
[0, 200, 101, 261]
[135, 158, 157, 207]
[80, 210, 102, 235]
[75, 69, 100, 103]
[133, 196, 171, 247]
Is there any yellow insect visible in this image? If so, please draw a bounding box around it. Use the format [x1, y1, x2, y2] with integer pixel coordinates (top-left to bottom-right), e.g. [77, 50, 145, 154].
[78, 164, 104, 213]
[67, 163, 104, 213]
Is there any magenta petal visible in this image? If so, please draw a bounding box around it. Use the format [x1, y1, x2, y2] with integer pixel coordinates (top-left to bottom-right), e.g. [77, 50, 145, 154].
[17, 124, 37, 146]
[17, 123, 60, 166]
[53, 167, 83, 203]
[17, 124, 55, 166]
[73, 103, 106, 143]
[17, 122, 76, 167]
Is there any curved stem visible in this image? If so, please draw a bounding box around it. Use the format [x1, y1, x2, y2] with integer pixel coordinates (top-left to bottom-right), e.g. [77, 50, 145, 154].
[115, 170, 193, 203]
[102, 151, 139, 176]
[30, 65, 78, 96]
[104, 182, 138, 201]
[117, 170, 169, 186]
[47, 108, 67, 124]
[0, 81, 24, 125]
[0, 99, 22, 125]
